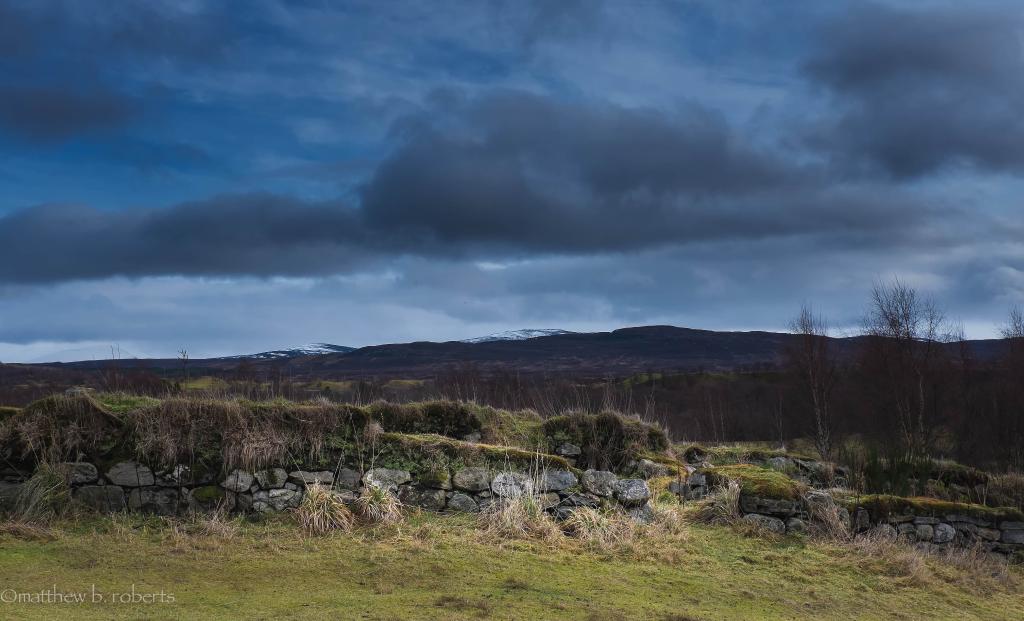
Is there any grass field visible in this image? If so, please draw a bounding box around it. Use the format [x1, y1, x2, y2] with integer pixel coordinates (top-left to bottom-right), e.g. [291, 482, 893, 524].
[0, 513, 1020, 621]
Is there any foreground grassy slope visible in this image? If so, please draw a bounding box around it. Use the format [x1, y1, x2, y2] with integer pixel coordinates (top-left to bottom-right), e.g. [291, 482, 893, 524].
[0, 514, 1021, 621]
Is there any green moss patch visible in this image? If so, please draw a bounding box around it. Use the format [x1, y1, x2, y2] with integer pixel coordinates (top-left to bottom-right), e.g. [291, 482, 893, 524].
[706, 464, 807, 500]
[850, 495, 1024, 524]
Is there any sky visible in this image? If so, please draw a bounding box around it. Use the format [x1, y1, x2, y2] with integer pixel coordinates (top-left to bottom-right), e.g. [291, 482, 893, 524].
[1, 0, 1023, 361]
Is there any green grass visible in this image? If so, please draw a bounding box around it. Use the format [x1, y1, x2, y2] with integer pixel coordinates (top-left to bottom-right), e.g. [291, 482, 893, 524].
[94, 393, 161, 415]
[181, 376, 230, 391]
[0, 513, 1020, 620]
[680, 442, 819, 465]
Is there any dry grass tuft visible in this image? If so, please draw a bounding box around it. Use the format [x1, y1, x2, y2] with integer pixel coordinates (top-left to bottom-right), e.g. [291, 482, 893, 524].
[298, 484, 355, 536]
[14, 462, 71, 522]
[476, 495, 561, 542]
[562, 507, 638, 548]
[354, 484, 403, 526]
[693, 481, 740, 525]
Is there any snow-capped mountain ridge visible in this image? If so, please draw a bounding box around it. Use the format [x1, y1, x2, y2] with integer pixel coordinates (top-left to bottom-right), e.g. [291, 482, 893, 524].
[225, 343, 354, 360]
[461, 329, 576, 344]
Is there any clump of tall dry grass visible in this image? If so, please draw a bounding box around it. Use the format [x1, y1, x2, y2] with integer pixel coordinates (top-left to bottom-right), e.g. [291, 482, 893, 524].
[476, 495, 561, 542]
[561, 507, 638, 548]
[692, 481, 740, 525]
[14, 462, 71, 522]
[297, 483, 355, 536]
[354, 484, 403, 526]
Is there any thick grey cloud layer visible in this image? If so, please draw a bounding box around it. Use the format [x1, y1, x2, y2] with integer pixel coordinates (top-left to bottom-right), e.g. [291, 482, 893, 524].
[804, 3, 1024, 178]
[1, 1, 1023, 358]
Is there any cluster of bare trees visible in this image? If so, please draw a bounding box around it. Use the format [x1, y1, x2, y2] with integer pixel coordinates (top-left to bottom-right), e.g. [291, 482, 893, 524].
[785, 280, 1024, 470]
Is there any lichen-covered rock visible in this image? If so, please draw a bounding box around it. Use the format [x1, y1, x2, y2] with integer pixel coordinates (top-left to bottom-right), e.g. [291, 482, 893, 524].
[613, 479, 650, 507]
[128, 487, 181, 515]
[977, 527, 1001, 542]
[186, 485, 234, 512]
[555, 443, 581, 458]
[335, 468, 361, 491]
[446, 492, 478, 513]
[221, 469, 255, 493]
[557, 493, 600, 509]
[106, 462, 155, 487]
[865, 523, 898, 541]
[538, 492, 561, 510]
[628, 504, 655, 524]
[491, 472, 533, 498]
[398, 485, 446, 511]
[288, 470, 334, 487]
[853, 508, 871, 532]
[540, 469, 577, 492]
[73, 485, 125, 512]
[739, 495, 800, 517]
[364, 468, 411, 492]
[235, 492, 253, 513]
[786, 517, 808, 534]
[915, 524, 934, 541]
[452, 467, 490, 492]
[418, 469, 452, 490]
[63, 462, 98, 485]
[252, 488, 302, 512]
[254, 468, 288, 489]
[581, 470, 617, 497]
[932, 523, 955, 544]
[637, 459, 669, 479]
[743, 513, 785, 534]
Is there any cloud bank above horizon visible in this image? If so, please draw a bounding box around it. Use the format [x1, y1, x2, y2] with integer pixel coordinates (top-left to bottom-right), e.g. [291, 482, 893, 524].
[2, 0, 1023, 361]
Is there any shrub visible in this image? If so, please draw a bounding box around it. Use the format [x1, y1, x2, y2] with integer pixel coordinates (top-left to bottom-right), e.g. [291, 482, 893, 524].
[3, 395, 123, 463]
[298, 484, 355, 536]
[542, 411, 669, 471]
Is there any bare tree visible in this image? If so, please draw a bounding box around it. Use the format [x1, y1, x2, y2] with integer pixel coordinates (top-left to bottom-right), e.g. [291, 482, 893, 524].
[787, 304, 837, 460]
[178, 349, 190, 384]
[863, 280, 949, 457]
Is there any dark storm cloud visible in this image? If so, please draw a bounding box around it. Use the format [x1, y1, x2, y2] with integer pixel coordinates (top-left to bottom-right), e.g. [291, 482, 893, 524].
[804, 3, 1024, 178]
[0, 195, 367, 283]
[0, 89, 949, 283]
[0, 85, 138, 142]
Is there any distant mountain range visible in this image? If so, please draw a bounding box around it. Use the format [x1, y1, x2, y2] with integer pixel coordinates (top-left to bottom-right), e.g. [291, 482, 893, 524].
[223, 343, 355, 360]
[19, 325, 1005, 380]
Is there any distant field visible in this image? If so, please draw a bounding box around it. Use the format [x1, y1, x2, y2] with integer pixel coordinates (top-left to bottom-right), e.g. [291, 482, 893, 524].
[0, 514, 1020, 621]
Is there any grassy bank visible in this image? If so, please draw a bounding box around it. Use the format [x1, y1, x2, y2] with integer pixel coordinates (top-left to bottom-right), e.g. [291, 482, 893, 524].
[0, 513, 1020, 621]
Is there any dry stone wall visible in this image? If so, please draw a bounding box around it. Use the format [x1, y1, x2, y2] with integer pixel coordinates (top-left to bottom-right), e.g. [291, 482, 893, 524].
[0, 460, 654, 522]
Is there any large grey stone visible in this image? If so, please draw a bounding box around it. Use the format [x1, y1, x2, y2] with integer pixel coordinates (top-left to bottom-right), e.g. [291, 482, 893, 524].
[128, 487, 181, 515]
[743, 513, 786, 534]
[221, 469, 255, 493]
[73, 485, 125, 512]
[398, 486, 446, 511]
[62, 462, 98, 485]
[614, 479, 651, 507]
[106, 462, 155, 487]
[491, 472, 533, 498]
[868, 523, 898, 541]
[418, 469, 453, 490]
[0, 482, 21, 510]
[915, 524, 934, 542]
[557, 493, 600, 509]
[252, 488, 302, 512]
[254, 468, 288, 489]
[637, 459, 669, 479]
[1001, 528, 1024, 544]
[452, 467, 490, 492]
[540, 469, 577, 492]
[628, 503, 655, 524]
[555, 443, 581, 458]
[185, 485, 234, 512]
[786, 517, 808, 534]
[446, 492, 478, 513]
[581, 470, 617, 497]
[739, 495, 799, 517]
[364, 468, 411, 492]
[932, 523, 955, 544]
[288, 470, 334, 487]
[335, 468, 361, 491]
